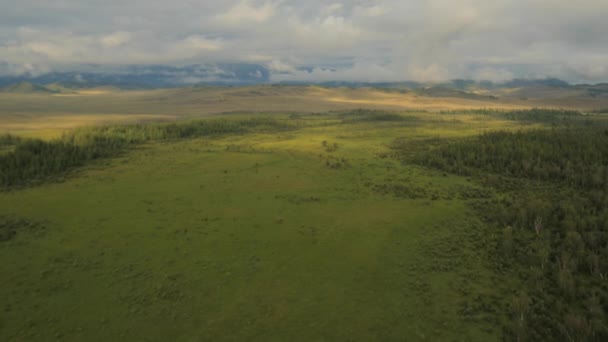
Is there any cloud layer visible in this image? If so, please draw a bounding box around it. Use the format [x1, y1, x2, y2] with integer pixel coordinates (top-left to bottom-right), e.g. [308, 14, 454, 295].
[1, 0, 607, 83]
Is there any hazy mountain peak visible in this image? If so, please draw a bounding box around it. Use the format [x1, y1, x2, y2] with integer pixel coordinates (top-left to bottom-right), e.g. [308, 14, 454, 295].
[2, 81, 56, 94]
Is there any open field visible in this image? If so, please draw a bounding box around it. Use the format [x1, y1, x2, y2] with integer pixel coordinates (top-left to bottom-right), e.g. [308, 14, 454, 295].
[0, 110, 524, 341]
[3, 85, 608, 138]
[1, 101, 607, 340]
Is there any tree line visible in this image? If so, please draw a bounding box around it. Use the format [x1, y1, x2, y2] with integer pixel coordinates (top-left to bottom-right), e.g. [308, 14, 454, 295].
[408, 126, 608, 341]
[416, 127, 608, 189]
[439, 108, 586, 124]
[0, 133, 22, 147]
[0, 117, 297, 189]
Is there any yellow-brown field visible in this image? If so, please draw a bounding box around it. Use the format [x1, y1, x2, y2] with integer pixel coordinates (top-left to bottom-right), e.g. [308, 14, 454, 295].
[3, 85, 605, 138]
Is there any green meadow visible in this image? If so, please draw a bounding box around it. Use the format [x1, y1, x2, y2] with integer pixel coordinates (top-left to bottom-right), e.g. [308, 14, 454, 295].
[1, 110, 605, 340]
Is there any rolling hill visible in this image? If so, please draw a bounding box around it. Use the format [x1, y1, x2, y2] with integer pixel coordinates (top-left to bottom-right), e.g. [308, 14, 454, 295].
[2, 81, 57, 94]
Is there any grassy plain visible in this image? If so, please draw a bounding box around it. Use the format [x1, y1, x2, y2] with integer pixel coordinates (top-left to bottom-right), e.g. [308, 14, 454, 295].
[3, 84, 604, 340]
[4, 84, 606, 139]
[0, 109, 544, 341]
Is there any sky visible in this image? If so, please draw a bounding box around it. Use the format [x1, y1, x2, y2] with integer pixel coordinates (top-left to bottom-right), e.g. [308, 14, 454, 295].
[1, 0, 607, 83]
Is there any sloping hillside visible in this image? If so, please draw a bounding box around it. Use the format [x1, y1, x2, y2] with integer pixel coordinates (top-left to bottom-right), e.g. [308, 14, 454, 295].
[2, 82, 57, 94]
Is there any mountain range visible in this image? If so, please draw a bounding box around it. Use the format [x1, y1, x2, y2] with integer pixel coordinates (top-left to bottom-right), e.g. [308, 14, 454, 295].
[0, 64, 270, 89]
[1, 64, 608, 101]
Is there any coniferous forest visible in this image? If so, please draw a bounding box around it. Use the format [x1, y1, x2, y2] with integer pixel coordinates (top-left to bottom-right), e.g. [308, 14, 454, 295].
[0, 117, 296, 188]
[409, 125, 608, 341]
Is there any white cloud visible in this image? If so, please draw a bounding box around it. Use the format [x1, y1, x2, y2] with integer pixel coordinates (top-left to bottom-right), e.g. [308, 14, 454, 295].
[0, 62, 50, 76]
[216, 0, 279, 24]
[100, 32, 132, 47]
[0, 0, 607, 82]
[271, 62, 404, 83]
[472, 68, 515, 83]
[174, 35, 223, 54]
[268, 60, 296, 73]
[322, 3, 344, 15]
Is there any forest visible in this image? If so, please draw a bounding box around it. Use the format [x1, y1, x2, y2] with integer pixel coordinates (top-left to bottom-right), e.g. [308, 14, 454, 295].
[406, 126, 608, 341]
[0, 117, 297, 188]
[417, 127, 608, 188]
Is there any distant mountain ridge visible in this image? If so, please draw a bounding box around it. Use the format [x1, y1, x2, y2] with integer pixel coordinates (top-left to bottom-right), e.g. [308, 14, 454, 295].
[1, 81, 58, 94]
[1, 63, 606, 93]
[0, 63, 270, 89]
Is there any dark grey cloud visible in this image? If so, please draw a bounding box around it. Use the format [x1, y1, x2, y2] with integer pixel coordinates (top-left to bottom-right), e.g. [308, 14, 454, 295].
[1, 0, 607, 83]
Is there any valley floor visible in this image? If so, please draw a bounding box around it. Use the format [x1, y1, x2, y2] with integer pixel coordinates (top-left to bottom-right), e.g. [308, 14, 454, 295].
[0, 112, 541, 340]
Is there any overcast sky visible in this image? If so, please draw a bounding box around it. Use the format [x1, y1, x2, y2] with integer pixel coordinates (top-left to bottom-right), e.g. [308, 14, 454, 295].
[1, 0, 607, 83]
